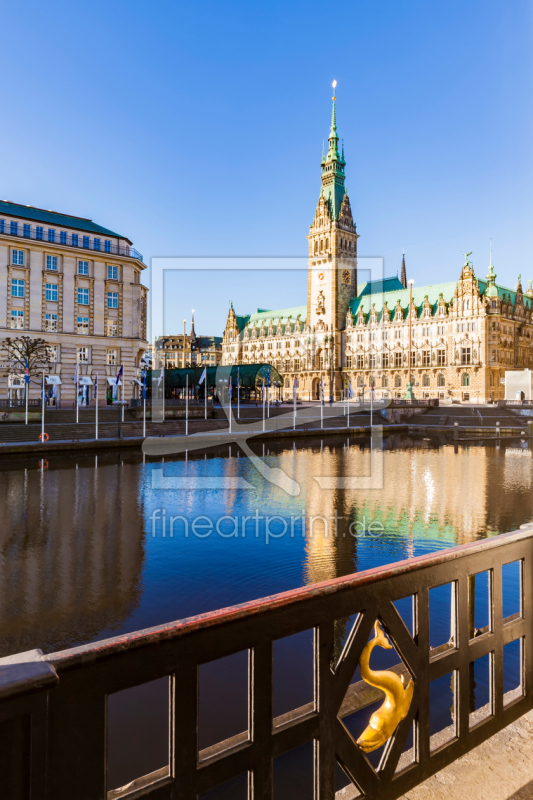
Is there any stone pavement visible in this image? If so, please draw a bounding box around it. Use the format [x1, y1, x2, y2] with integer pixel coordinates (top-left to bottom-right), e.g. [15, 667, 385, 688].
[399, 710, 533, 800]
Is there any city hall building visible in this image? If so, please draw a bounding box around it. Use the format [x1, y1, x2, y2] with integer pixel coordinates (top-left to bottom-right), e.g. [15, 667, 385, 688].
[0, 201, 147, 405]
[222, 93, 533, 403]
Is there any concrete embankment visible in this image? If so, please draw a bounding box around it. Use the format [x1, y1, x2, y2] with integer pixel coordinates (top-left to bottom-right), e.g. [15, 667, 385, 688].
[0, 423, 408, 456]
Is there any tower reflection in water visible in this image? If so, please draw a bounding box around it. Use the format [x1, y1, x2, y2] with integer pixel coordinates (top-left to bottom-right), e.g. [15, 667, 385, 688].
[0, 437, 530, 792]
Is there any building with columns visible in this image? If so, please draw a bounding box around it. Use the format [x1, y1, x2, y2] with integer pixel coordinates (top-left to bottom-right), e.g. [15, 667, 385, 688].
[0, 201, 147, 405]
[222, 91, 533, 403]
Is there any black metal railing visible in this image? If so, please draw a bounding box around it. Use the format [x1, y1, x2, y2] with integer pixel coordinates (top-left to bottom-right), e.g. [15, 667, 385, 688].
[0, 222, 143, 261]
[0, 527, 531, 799]
[0, 399, 42, 409]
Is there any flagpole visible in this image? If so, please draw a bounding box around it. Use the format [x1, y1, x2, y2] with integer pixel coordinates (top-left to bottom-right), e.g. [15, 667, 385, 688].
[237, 369, 240, 421]
[348, 383, 350, 429]
[95, 376, 99, 440]
[293, 378, 296, 430]
[76, 374, 79, 423]
[25, 379, 29, 425]
[321, 380, 324, 430]
[41, 371, 45, 440]
[229, 380, 232, 435]
[205, 371, 207, 420]
[162, 367, 165, 423]
[262, 384, 265, 432]
[143, 378, 146, 438]
[370, 384, 373, 428]
[186, 374, 189, 436]
[121, 365, 125, 423]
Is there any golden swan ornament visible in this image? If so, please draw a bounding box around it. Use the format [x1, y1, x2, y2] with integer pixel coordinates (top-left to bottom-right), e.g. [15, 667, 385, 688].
[356, 620, 414, 753]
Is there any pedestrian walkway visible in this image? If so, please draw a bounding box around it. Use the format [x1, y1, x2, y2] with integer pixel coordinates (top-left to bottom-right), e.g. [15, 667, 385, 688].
[398, 710, 533, 800]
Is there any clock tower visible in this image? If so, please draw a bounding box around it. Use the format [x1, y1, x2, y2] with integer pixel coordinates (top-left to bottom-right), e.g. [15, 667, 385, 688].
[307, 85, 358, 335]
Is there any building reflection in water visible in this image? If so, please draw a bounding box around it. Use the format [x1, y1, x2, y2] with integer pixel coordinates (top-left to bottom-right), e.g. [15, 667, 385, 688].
[0, 453, 145, 657]
[266, 436, 533, 659]
[0, 436, 531, 661]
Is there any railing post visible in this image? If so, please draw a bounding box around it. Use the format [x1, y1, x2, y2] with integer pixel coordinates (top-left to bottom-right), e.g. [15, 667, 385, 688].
[316, 621, 336, 798]
[496, 420, 500, 441]
[454, 421, 459, 441]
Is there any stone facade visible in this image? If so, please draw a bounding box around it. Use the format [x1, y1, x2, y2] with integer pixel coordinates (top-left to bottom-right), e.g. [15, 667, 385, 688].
[343, 263, 533, 403]
[220, 96, 533, 403]
[154, 318, 222, 370]
[0, 201, 147, 405]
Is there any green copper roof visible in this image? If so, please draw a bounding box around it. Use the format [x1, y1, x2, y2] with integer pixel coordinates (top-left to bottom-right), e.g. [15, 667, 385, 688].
[0, 200, 127, 240]
[350, 280, 458, 320]
[349, 275, 533, 322]
[232, 305, 307, 334]
[320, 97, 346, 220]
[247, 305, 307, 325]
[358, 277, 405, 296]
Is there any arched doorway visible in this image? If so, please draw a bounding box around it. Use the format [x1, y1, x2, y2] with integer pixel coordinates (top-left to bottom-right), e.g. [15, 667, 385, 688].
[312, 378, 320, 400]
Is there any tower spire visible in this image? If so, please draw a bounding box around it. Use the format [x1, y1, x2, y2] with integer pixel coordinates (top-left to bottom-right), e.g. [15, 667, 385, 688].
[320, 80, 345, 220]
[486, 240, 498, 297]
[189, 310, 196, 341]
[400, 250, 407, 288]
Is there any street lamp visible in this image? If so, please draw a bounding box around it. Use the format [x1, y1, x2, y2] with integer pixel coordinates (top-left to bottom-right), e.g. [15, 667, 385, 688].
[404, 279, 415, 400]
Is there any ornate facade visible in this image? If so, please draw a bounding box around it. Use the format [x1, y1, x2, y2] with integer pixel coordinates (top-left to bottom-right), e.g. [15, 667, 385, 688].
[154, 316, 222, 369]
[222, 95, 533, 403]
[0, 201, 147, 404]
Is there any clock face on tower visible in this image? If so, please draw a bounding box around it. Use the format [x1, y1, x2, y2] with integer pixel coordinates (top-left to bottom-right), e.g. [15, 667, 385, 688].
[318, 271, 325, 282]
[342, 269, 351, 285]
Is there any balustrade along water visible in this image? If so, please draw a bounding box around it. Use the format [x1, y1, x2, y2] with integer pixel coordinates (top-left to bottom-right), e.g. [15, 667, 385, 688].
[0, 525, 531, 799]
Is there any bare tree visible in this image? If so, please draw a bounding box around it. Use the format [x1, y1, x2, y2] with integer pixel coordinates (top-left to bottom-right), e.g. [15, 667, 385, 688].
[0, 336, 51, 382]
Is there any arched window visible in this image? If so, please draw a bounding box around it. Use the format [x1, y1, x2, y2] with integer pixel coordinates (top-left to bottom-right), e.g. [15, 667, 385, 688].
[325, 238, 329, 250]
[462, 373, 470, 387]
[422, 374, 430, 387]
[314, 241, 318, 254]
[394, 375, 402, 388]
[437, 374, 445, 387]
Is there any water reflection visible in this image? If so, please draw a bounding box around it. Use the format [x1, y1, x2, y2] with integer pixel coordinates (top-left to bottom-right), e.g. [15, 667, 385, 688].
[0, 453, 145, 656]
[0, 436, 531, 659]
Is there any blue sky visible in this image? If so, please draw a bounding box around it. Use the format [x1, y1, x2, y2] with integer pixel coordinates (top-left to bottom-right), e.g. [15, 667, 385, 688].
[3, 0, 532, 338]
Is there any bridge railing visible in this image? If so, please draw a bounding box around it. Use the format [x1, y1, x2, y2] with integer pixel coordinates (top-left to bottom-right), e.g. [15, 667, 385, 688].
[0, 526, 532, 799]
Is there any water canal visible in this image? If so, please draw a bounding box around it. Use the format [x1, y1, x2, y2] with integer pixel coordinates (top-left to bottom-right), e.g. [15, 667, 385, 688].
[1, 434, 531, 795]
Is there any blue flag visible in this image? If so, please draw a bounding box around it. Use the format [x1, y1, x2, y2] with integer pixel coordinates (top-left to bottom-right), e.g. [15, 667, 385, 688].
[24, 359, 29, 385]
[142, 372, 147, 400]
[94, 374, 98, 399]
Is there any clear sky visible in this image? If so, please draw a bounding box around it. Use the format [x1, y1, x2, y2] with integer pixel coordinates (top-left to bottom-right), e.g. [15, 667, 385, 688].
[3, 0, 532, 338]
